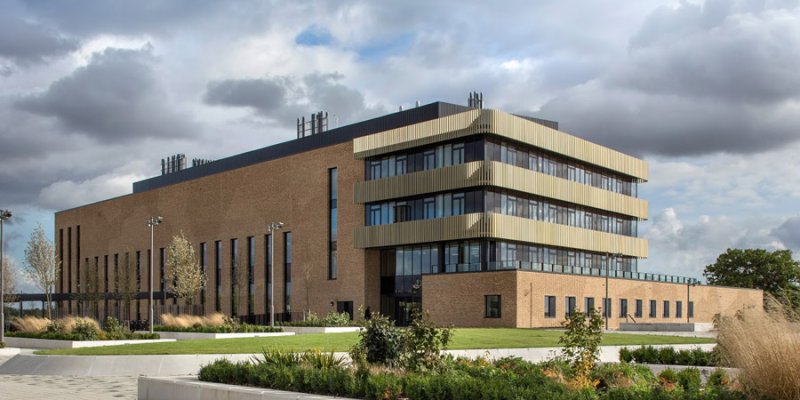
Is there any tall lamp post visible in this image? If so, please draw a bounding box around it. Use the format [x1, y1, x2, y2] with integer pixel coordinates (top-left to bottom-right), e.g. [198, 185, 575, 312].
[605, 252, 623, 331]
[0, 209, 11, 343]
[267, 222, 284, 328]
[146, 216, 163, 334]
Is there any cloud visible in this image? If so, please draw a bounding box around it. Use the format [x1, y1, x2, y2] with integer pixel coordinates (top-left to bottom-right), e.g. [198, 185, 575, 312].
[38, 171, 145, 210]
[773, 216, 800, 251]
[16, 46, 196, 143]
[0, 14, 79, 67]
[203, 73, 386, 127]
[536, 0, 800, 156]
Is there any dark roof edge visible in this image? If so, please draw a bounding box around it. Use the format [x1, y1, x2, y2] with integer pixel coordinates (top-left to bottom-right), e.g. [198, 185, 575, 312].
[132, 101, 473, 193]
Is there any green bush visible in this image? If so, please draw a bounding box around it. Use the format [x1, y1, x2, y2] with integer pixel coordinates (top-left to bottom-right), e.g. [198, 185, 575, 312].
[402, 310, 452, 371]
[619, 346, 715, 366]
[560, 308, 604, 387]
[592, 362, 657, 391]
[71, 318, 100, 341]
[658, 369, 679, 388]
[677, 368, 702, 392]
[707, 369, 731, 388]
[0, 341, 4, 349]
[280, 311, 354, 327]
[323, 312, 352, 327]
[350, 313, 403, 366]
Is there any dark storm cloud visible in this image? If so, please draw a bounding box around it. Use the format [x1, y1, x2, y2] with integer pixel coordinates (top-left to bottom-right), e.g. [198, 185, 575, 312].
[204, 78, 288, 115]
[21, 0, 224, 37]
[0, 14, 79, 65]
[16, 46, 194, 143]
[773, 216, 800, 251]
[536, 0, 800, 156]
[203, 73, 385, 127]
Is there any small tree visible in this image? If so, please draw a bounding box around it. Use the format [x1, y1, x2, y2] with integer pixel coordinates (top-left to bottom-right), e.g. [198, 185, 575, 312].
[115, 251, 138, 320]
[2, 255, 19, 303]
[166, 232, 206, 307]
[23, 224, 61, 319]
[559, 308, 604, 388]
[83, 258, 103, 319]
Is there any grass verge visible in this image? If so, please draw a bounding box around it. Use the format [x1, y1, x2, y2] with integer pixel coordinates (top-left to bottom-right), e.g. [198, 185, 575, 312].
[36, 328, 714, 356]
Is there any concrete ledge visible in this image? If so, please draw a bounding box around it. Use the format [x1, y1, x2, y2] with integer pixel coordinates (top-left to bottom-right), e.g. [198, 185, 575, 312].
[619, 323, 713, 332]
[151, 331, 294, 340]
[280, 326, 362, 335]
[138, 376, 357, 400]
[4, 336, 175, 349]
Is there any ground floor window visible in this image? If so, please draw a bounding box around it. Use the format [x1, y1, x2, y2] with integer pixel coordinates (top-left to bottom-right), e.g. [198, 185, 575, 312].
[485, 295, 501, 318]
[619, 298, 628, 318]
[585, 297, 595, 313]
[635, 299, 643, 318]
[663, 300, 670, 318]
[565, 296, 576, 317]
[649, 300, 657, 318]
[544, 295, 556, 318]
[688, 301, 694, 318]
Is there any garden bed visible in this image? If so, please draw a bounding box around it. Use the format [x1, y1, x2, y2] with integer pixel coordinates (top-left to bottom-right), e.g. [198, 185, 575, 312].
[3, 336, 175, 349]
[139, 376, 350, 400]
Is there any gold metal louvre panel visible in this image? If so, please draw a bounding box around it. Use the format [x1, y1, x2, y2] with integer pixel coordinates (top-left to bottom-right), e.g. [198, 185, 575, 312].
[353, 109, 648, 182]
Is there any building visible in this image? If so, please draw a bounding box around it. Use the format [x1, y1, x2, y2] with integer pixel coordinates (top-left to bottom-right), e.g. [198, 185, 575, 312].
[54, 97, 762, 328]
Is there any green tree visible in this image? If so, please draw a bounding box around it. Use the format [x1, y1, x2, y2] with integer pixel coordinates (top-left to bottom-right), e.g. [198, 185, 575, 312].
[166, 232, 207, 306]
[703, 248, 800, 309]
[559, 308, 604, 388]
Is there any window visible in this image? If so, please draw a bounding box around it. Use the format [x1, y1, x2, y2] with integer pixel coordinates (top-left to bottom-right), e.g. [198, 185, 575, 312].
[566, 296, 577, 318]
[423, 150, 436, 170]
[544, 295, 557, 318]
[485, 295, 501, 318]
[663, 300, 670, 318]
[231, 238, 238, 317]
[649, 300, 657, 318]
[688, 301, 694, 318]
[423, 197, 435, 219]
[452, 143, 464, 165]
[603, 297, 612, 318]
[585, 297, 595, 313]
[265, 234, 272, 321]
[329, 168, 338, 280]
[284, 232, 292, 314]
[215, 241, 222, 312]
[676, 300, 683, 318]
[452, 193, 465, 215]
[199, 243, 207, 308]
[635, 299, 643, 318]
[159, 248, 165, 305]
[247, 236, 255, 316]
[619, 299, 628, 318]
[336, 301, 354, 320]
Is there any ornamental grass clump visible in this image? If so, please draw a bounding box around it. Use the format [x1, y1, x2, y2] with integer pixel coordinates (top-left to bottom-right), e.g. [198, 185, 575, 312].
[716, 299, 800, 400]
[10, 316, 50, 333]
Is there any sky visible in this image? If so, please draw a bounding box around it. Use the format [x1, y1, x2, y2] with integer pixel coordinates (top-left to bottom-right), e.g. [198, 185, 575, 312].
[1, 0, 800, 292]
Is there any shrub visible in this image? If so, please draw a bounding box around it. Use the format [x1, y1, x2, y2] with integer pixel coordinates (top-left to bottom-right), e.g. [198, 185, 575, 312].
[619, 346, 714, 366]
[676, 368, 701, 392]
[350, 313, 403, 366]
[102, 316, 128, 340]
[402, 310, 452, 371]
[323, 311, 352, 327]
[559, 308, 604, 388]
[71, 318, 100, 341]
[592, 362, 657, 391]
[300, 349, 346, 370]
[706, 369, 731, 388]
[156, 312, 280, 333]
[716, 299, 800, 400]
[10, 316, 50, 333]
[46, 319, 66, 334]
[658, 369, 679, 390]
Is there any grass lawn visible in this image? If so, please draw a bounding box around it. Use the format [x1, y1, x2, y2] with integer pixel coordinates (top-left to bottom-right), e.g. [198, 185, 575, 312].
[36, 329, 714, 356]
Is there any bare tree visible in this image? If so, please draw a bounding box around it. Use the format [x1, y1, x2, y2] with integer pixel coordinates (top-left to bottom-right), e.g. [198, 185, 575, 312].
[84, 258, 103, 319]
[23, 224, 61, 319]
[2, 255, 19, 303]
[114, 251, 137, 321]
[166, 232, 207, 307]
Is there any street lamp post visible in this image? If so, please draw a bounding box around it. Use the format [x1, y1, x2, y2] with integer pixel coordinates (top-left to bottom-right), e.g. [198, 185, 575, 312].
[267, 222, 284, 328]
[605, 252, 623, 331]
[146, 216, 163, 334]
[0, 209, 11, 343]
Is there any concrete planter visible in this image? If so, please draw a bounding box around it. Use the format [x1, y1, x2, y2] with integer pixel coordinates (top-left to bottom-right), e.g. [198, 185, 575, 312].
[4, 336, 175, 349]
[280, 326, 362, 335]
[152, 331, 294, 340]
[618, 323, 714, 332]
[138, 376, 357, 400]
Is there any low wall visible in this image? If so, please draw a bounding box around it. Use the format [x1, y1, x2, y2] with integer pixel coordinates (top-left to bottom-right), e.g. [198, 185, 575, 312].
[619, 323, 715, 332]
[151, 331, 294, 340]
[4, 337, 175, 349]
[138, 376, 355, 400]
[280, 326, 362, 335]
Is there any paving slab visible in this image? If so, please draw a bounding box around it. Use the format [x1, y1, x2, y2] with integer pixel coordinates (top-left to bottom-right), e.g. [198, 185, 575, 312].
[0, 375, 137, 400]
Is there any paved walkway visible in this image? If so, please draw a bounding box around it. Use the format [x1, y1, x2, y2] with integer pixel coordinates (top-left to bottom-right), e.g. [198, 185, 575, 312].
[0, 375, 137, 400]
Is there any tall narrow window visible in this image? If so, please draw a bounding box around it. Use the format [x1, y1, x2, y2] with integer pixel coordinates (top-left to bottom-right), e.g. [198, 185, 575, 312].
[676, 300, 683, 318]
[113, 254, 119, 316]
[544, 295, 556, 318]
[663, 300, 670, 318]
[603, 297, 612, 318]
[215, 240, 222, 312]
[158, 248, 165, 305]
[67, 227, 72, 314]
[485, 295, 501, 318]
[585, 297, 595, 313]
[58, 229, 64, 295]
[199, 242, 207, 309]
[688, 301, 694, 318]
[103, 255, 109, 316]
[635, 299, 643, 318]
[247, 236, 255, 317]
[284, 232, 292, 315]
[265, 234, 272, 322]
[566, 296, 576, 317]
[649, 300, 657, 318]
[329, 168, 338, 280]
[76, 225, 81, 301]
[135, 251, 141, 320]
[231, 238, 238, 317]
[619, 299, 628, 318]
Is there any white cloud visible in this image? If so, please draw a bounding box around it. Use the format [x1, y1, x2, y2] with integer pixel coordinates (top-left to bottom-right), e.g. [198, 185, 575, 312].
[38, 171, 144, 210]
